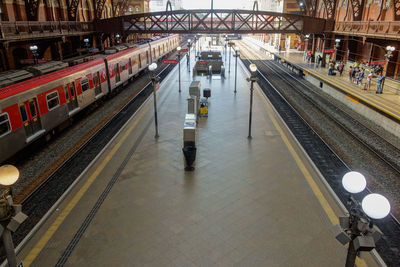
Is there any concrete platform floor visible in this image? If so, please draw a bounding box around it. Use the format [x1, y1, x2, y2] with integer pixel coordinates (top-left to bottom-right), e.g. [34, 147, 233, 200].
[18, 51, 379, 267]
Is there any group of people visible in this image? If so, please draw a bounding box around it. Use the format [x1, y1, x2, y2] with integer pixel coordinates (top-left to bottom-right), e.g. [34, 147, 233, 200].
[303, 53, 387, 94]
[348, 63, 385, 93]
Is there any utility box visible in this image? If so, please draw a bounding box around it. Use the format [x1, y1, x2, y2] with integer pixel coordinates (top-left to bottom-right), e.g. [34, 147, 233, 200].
[187, 96, 198, 115]
[183, 115, 197, 170]
[189, 81, 200, 98]
[183, 119, 196, 145]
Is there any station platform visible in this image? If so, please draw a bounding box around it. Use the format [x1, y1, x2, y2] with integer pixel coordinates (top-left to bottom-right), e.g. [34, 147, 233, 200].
[17, 51, 380, 266]
[245, 38, 400, 132]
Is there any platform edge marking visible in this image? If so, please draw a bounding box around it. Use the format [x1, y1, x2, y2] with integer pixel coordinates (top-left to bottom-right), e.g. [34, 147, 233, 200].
[255, 88, 369, 267]
[23, 101, 152, 266]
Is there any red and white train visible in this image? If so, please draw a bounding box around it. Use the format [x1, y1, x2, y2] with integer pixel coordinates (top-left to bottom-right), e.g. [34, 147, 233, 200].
[0, 34, 180, 163]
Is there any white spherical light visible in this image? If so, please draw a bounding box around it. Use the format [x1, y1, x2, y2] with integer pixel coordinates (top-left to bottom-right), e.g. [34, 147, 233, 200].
[0, 165, 19, 186]
[342, 171, 366, 194]
[362, 194, 391, 219]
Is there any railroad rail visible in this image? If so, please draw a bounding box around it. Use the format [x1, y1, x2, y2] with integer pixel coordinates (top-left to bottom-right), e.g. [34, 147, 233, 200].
[239, 42, 400, 265]
[0, 62, 175, 262]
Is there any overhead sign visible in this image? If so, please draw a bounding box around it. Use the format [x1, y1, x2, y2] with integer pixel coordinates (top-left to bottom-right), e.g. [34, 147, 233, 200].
[324, 49, 336, 53]
[371, 60, 386, 65]
[180, 48, 188, 53]
[163, 59, 178, 64]
[197, 61, 208, 65]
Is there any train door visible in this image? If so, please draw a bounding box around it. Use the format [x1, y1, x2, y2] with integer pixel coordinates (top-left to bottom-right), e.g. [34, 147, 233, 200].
[128, 58, 132, 75]
[138, 54, 142, 69]
[19, 98, 42, 138]
[115, 63, 120, 83]
[66, 82, 78, 111]
[94, 71, 102, 95]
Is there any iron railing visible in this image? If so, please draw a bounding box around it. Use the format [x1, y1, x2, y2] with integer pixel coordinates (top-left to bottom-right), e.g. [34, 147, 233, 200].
[334, 21, 400, 39]
[0, 21, 94, 41]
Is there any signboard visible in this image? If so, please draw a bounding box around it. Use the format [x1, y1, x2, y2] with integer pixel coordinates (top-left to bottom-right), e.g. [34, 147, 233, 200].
[163, 59, 178, 64]
[155, 82, 160, 91]
[324, 49, 336, 53]
[197, 61, 208, 65]
[180, 48, 188, 53]
[20, 59, 49, 64]
[371, 60, 386, 65]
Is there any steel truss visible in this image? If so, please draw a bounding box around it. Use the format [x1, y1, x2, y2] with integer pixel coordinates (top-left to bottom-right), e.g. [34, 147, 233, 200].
[95, 9, 331, 36]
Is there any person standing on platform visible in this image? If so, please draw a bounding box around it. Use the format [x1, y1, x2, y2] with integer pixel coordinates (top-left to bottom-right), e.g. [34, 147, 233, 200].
[364, 71, 373, 90]
[376, 73, 385, 94]
[348, 66, 353, 81]
[317, 55, 322, 67]
[338, 62, 344, 76]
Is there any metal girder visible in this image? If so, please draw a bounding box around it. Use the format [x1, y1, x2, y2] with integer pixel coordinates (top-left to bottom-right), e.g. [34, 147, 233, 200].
[394, 0, 400, 20]
[96, 0, 107, 18]
[67, 0, 81, 20]
[24, 0, 39, 21]
[95, 9, 330, 35]
[113, 0, 129, 17]
[322, 0, 337, 19]
[349, 0, 364, 20]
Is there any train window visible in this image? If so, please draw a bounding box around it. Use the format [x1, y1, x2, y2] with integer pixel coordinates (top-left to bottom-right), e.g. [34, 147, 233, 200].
[81, 78, 89, 92]
[64, 85, 70, 100]
[146, 51, 149, 63]
[46, 91, 60, 110]
[0, 113, 11, 136]
[29, 101, 37, 117]
[19, 105, 28, 122]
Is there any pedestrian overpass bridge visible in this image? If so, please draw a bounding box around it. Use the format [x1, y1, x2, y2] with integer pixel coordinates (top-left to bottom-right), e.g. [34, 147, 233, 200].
[94, 9, 333, 37]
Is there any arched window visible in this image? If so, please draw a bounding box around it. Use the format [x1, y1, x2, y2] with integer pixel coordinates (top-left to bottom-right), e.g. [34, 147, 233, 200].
[135, 6, 140, 12]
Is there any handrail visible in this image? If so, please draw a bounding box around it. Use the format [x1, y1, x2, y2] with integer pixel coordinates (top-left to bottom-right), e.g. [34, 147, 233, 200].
[334, 21, 400, 39]
[0, 21, 94, 41]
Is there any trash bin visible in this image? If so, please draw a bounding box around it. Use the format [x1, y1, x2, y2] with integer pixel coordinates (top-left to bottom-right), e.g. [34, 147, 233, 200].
[182, 145, 196, 171]
[203, 88, 211, 98]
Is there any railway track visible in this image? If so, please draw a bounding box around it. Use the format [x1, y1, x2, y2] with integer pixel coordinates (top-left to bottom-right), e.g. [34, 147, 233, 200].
[239, 42, 400, 266]
[1, 62, 175, 262]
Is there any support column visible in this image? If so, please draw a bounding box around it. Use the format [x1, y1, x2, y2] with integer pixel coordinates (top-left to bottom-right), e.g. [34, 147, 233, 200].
[311, 34, 316, 62]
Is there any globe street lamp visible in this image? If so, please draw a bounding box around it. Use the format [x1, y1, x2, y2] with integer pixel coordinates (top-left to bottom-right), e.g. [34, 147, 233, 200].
[332, 171, 390, 267]
[84, 38, 90, 51]
[234, 47, 240, 94]
[115, 34, 121, 45]
[247, 64, 258, 139]
[30, 45, 38, 65]
[0, 165, 27, 267]
[381, 45, 395, 92]
[177, 46, 182, 93]
[149, 63, 160, 138]
[334, 38, 341, 63]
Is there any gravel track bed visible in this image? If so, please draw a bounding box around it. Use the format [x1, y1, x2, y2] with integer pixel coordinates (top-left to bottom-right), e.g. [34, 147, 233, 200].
[265, 59, 400, 220]
[7, 70, 153, 198]
[240, 53, 400, 265]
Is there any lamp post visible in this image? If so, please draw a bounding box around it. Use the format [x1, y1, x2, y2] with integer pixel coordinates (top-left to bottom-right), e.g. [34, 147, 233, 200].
[334, 38, 341, 63]
[194, 36, 197, 60]
[0, 165, 28, 267]
[187, 39, 191, 70]
[177, 46, 182, 93]
[149, 63, 160, 138]
[304, 34, 310, 61]
[382, 45, 395, 92]
[247, 64, 258, 139]
[225, 35, 228, 61]
[30, 45, 38, 65]
[228, 40, 232, 73]
[332, 171, 390, 267]
[115, 34, 121, 45]
[234, 47, 240, 94]
[84, 38, 90, 51]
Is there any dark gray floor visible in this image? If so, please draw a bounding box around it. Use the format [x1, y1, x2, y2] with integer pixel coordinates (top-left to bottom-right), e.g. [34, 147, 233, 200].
[20, 52, 375, 267]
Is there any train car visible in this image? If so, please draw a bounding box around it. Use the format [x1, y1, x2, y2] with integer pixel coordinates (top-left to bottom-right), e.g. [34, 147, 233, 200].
[0, 58, 108, 162]
[0, 34, 180, 163]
